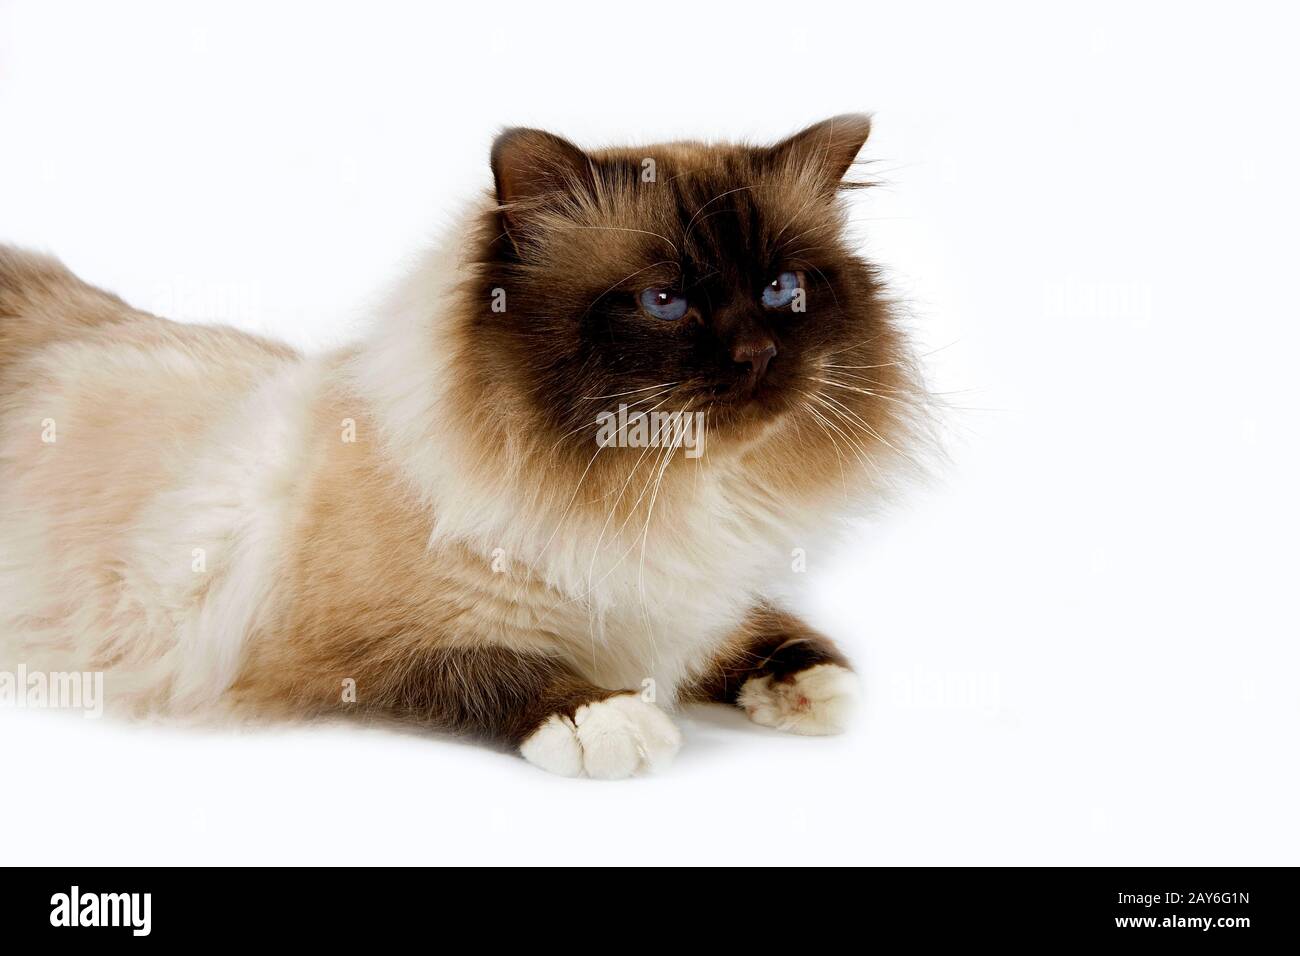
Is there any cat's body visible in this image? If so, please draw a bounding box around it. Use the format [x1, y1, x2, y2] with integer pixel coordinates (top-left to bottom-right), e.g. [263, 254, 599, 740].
[0, 117, 923, 777]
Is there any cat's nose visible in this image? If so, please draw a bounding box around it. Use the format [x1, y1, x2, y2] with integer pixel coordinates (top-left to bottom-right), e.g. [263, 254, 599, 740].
[732, 338, 777, 379]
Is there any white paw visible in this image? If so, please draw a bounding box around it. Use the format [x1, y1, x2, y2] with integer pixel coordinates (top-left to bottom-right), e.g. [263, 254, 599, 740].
[519, 694, 682, 779]
[738, 663, 859, 735]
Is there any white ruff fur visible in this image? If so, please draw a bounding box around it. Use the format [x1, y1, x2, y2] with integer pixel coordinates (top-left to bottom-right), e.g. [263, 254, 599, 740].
[348, 207, 842, 704]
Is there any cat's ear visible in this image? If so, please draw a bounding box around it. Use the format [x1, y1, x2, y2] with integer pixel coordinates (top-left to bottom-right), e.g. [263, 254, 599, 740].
[491, 127, 595, 245]
[770, 113, 873, 188]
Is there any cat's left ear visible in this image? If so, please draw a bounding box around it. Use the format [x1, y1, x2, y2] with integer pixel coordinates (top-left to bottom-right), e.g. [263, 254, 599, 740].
[491, 127, 595, 246]
[769, 113, 873, 188]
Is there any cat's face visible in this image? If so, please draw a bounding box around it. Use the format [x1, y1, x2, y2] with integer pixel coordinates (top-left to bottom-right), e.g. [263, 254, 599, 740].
[466, 116, 915, 482]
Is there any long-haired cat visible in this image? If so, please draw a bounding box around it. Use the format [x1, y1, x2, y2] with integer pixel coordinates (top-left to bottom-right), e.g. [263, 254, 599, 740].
[0, 115, 924, 778]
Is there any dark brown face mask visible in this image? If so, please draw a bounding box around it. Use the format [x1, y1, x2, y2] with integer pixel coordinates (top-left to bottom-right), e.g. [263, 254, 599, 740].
[470, 116, 910, 456]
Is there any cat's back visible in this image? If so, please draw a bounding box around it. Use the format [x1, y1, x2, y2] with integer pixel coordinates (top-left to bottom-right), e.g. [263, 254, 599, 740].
[0, 244, 296, 392]
[0, 243, 301, 526]
[0, 245, 311, 693]
[1, 245, 126, 374]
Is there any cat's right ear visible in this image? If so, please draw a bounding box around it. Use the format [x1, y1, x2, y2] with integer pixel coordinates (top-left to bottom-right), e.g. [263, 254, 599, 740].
[491, 128, 594, 247]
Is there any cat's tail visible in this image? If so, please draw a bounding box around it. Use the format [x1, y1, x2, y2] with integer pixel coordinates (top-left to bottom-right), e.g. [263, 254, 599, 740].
[0, 243, 141, 377]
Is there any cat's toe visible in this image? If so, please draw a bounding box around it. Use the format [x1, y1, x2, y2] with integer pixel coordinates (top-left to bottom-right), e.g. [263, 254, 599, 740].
[738, 663, 859, 735]
[518, 713, 585, 776]
[519, 694, 681, 779]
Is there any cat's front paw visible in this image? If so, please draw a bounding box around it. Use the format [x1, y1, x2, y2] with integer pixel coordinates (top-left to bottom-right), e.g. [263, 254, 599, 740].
[738, 663, 859, 735]
[519, 694, 682, 779]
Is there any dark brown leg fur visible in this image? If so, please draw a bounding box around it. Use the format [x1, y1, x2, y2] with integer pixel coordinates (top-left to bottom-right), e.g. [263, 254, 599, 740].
[684, 604, 850, 705]
[240, 643, 629, 748]
[374, 646, 630, 747]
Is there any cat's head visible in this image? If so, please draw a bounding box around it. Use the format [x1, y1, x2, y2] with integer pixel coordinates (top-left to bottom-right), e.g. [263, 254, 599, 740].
[458, 116, 921, 503]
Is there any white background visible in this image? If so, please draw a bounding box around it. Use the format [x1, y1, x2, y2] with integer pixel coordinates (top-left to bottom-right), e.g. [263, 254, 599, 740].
[2, 1, 1297, 865]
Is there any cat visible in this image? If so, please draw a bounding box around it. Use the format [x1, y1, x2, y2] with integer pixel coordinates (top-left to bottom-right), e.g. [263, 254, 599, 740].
[0, 115, 925, 778]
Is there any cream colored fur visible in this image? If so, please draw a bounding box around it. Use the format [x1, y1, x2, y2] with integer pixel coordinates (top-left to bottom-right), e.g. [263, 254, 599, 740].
[0, 283, 321, 712]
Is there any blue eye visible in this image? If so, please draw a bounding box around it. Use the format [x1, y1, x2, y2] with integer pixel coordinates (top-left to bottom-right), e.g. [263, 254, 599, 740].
[639, 288, 689, 321]
[761, 270, 803, 309]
